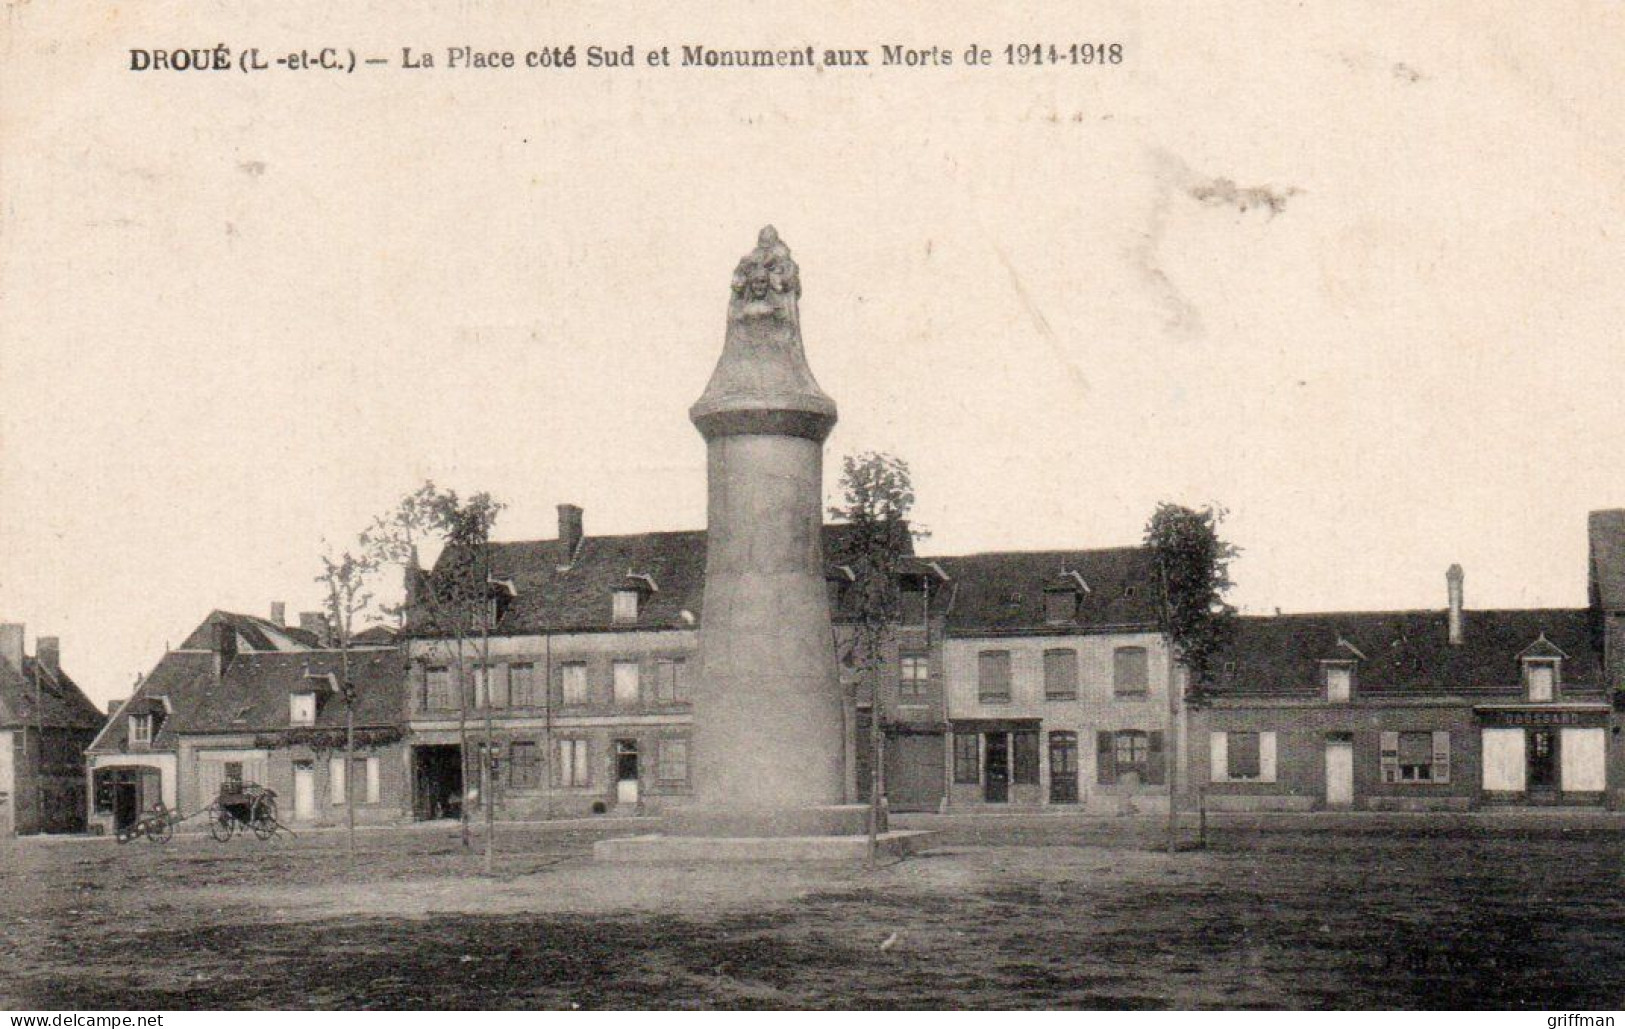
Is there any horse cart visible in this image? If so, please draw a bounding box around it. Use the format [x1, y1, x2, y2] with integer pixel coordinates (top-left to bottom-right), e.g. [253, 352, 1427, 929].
[114, 803, 181, 844]
[207, 781, 291, 841]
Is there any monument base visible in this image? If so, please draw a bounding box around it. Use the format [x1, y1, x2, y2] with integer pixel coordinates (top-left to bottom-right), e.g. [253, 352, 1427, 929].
[592, 830, 936, 864]
[664, 803, 871, 838]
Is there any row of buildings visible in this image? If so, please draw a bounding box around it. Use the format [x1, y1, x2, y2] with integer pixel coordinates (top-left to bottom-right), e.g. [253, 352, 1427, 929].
[54, 504, 1625, 837]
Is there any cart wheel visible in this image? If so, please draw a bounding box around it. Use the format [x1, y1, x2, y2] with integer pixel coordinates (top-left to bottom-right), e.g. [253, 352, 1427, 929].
[209, 812, 234, 842]
[115, 826, 134, 845]
[149, 817, 174, 844]
[252, 796, 278, 839]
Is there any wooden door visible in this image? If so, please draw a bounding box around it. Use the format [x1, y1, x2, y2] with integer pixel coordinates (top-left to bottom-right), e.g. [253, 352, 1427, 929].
[1325, 740, 1353, 807]
[887, 734, 946, 812]
[293, 762, 316, 820]
[984, 732, 1009, 803]
[1048, 732, 1079, 804]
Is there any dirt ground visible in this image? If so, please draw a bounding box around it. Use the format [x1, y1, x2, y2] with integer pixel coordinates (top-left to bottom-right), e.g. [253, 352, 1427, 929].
[3, 812, 1624, 1009]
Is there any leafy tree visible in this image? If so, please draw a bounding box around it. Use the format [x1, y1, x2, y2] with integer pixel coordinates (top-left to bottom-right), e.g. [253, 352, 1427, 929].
[1144, 502, 1238, 852]
[828, 451, 925, 862]
[366, 482, 506, 869]
[315, 544, 380, 868]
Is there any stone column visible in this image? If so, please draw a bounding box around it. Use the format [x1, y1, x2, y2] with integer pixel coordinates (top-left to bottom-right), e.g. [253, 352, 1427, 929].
[682, 227, 862, 837]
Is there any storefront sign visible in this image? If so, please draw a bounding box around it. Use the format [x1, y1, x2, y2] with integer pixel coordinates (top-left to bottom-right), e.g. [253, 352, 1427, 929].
[1477, 708, 1607, 728]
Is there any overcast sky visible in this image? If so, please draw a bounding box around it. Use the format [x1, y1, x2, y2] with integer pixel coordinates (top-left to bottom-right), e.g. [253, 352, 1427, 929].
[4, 3, 1623, 705]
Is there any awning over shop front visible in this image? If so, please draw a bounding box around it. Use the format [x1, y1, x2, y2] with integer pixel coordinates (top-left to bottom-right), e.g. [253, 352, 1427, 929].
[949, 718, 1042, 734]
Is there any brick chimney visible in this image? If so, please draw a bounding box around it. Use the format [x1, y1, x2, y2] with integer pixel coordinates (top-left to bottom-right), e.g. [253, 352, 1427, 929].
[269, 602, 286, 627]
[0, 623, 23, 673]
[212, 620, 238, 678]
[36, 636, 59, 678]
[558, 504, 584, 566]
[1446, 564, 1465, 646]
[299, 611, 330, 646]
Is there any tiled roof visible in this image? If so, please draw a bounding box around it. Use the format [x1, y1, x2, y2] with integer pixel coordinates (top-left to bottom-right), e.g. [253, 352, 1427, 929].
[0, 655, 105, 731]
[420, 524, 880, 634]
[179, 610, 315, 652]
[931, 547, 1162, 634]
[1206, 608, 1605, 697]
[87, 650, 216, 752]
[175, 648, 408, 734]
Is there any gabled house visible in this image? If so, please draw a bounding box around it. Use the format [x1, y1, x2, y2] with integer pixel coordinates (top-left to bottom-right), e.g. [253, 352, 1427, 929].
[86, 608, 409, 834]
[0, 624, 104, 835]
[932, 547, 1176, 812]
[1189, 548, 1616, 811]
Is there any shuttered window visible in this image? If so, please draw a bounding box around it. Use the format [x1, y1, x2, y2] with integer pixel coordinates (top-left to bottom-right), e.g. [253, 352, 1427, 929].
[1388, 730, 1450, 783]
[509, 741, 540, 789]
[1212, 731, 1276, 784]
[1113, 647, 1149, 697]
[658, 739, 690, 784]
[1043, 649, 1078, 700]
[560, 662, 589, 705]
[978, 651, 1012, 702]
[1228, 732, 1261, 780]
[555, 739, 590, 786]
[953, 733, 981, 784]
[509, 663, 536, 706]
[613, 660, 641, 706]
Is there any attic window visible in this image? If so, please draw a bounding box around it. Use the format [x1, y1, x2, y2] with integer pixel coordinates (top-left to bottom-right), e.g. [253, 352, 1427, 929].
[290, 692, 317, 726]
[1044, 589, 1079, 624]
[1524, 658, 1559, 702]
[1322, 661, 1355, 702]
[613, 589, 639, 624]
[130, 713, 153, 745]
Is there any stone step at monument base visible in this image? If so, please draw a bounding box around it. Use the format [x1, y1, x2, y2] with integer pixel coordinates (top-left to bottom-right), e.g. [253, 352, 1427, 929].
[592, 830, 936, 864]
[664, 803, 871, 838]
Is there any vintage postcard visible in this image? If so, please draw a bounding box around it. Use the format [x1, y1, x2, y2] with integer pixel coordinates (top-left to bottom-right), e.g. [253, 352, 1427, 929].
[2, 0, 1623, 1016]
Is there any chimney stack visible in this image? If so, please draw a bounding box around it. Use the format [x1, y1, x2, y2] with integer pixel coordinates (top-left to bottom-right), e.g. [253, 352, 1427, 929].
[36, 636, 60, 678]
[212, 620, 238, 678]
[1447, 564, 1465, 645]
[299, 611, 330, 646]
[0, 623, 23, 673]
[269, 602, 286, 627]
[558, 504, 584, 565]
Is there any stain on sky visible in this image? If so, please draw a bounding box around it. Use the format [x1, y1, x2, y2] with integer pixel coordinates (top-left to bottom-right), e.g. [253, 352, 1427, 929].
[1136, 150, 1302, 339]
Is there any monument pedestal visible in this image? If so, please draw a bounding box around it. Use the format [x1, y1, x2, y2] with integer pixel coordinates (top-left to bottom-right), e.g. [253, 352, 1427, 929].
[593, 830, 936, 864]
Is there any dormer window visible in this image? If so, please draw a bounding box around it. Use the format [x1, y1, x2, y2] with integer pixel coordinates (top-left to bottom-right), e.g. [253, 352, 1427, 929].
[1524, 659, 1559, 701]
[130, 713, 152, 745]
[613, 589, 639, 624]
[1322, 661, 1355, 702]
[1044, 589, 1079, 624]
[290, 692, 317, 726]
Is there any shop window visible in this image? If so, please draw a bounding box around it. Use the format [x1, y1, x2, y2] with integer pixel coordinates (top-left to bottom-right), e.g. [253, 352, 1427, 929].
[1012, 730, 1040, 785]
[953, 732, 980, 784]
[1380, 730, 1450, 784]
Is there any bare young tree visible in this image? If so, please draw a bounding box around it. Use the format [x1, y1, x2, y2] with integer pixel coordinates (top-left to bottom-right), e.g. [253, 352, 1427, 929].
[828, 451, 924, 864]
[367, 482, 506, 871]
[315, 544, 379, 868]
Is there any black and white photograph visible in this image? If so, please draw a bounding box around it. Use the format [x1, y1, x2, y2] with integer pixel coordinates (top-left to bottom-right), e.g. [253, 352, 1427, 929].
[2, 0, 1624, 1016]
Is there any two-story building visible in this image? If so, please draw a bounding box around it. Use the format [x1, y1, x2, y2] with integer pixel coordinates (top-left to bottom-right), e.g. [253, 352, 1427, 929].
[406, 505, 932, 820]
[0, 624, 104, 835]
[86, 609, 409, 834]
[936, 547, 1178, 813]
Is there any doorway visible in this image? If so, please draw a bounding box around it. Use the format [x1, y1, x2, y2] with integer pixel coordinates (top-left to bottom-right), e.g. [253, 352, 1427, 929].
[984, 732, 1010, 803]
[412, 745, 464, 820]
[1048, 731, 1079, 804]
[292, 762, 316, 821]
[1325, 737, 1353, 808]
[1528, 729, 1559, 797]
[615, 739, 640, 807]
